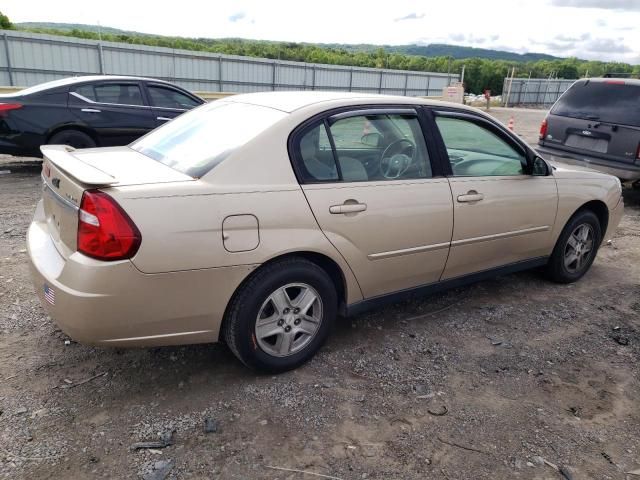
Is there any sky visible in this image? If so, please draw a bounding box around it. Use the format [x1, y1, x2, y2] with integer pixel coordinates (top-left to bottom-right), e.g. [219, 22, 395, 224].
[2, 0, 639, 64]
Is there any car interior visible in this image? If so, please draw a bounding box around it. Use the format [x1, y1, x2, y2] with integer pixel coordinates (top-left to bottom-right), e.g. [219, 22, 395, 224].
[298, 113, 432, 182]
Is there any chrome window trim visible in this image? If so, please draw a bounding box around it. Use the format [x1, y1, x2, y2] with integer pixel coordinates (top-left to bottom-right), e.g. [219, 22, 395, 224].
[69, 91, 187, 112]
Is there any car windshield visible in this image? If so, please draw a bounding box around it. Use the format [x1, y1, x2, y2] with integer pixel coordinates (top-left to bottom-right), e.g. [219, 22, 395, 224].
[551, 80, 640, 127]
[131, 101, 287, 177]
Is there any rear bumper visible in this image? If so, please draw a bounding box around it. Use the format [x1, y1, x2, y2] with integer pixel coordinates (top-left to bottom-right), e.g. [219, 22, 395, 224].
[0, 135, 41, 157]
[27, 201, 255, 347]
[537, 145, 640, 181]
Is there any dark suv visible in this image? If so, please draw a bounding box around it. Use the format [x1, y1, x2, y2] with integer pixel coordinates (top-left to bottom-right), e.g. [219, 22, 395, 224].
[537, 78, 640, 183]
[0, 75, 204, 157]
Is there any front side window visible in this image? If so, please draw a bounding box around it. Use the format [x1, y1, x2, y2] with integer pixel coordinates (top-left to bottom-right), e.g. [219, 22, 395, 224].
[94, 83, 144, 106]
[435, 116, 525, 177]
[295, 111, 432, 183]
[148, 85, 200, 109]
[132, 101, 286, 177]
[72, 84, 96, 101]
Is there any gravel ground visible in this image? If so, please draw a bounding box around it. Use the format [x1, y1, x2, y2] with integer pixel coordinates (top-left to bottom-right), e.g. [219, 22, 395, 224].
[1, 108, 640, 480]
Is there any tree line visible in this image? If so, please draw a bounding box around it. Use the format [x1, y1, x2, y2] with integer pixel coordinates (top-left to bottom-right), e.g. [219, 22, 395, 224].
[2, 13, 638, 95]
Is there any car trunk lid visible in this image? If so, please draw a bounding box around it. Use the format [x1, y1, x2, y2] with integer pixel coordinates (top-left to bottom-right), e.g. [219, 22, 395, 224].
[40, 145, 193, 258]
[543, 115, 640, 164]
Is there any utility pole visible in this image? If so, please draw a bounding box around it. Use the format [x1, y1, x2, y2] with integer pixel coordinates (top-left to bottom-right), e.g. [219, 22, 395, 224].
[504, 67, 515, 108]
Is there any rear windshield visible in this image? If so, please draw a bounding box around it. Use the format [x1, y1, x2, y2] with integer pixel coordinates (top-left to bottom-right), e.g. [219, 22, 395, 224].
[131, 101, 286, 177]
[551, 80, 640, 127]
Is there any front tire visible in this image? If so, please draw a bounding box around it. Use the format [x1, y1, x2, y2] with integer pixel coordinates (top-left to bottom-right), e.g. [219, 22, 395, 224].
[223, 257, 337, 373]
[546, 210, 602, 283]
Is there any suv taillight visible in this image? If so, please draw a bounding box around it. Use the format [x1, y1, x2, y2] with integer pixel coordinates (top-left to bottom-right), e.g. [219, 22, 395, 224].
[77, 190, 141, 261]
[539, 118, 548, 141]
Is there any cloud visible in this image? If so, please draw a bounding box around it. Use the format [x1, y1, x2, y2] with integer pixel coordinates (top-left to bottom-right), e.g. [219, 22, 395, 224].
[550, 0, 640, 11]
[532, 35, 632, 58]
[595, 19, 607, 27]
[228, 11, 246, 22]
[394, 12, 425, 21]
[447, 33, 498, 45]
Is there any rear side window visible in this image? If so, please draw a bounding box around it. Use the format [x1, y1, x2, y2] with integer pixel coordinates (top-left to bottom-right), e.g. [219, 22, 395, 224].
[552, 80, 640, 127]
[148, 85, 200, 109]
[94, 83, 144, 106]
[131, 101, 286, 178]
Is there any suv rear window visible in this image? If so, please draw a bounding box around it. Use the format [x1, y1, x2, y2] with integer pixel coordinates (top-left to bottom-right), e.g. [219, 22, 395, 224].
[551, 80, 640, 127]
[131, 101, 286, 177]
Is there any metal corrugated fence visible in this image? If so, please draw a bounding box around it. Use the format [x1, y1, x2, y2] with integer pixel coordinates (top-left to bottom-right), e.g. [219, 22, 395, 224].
[501, 77, 576, 107]
[0, 30, 458, 96]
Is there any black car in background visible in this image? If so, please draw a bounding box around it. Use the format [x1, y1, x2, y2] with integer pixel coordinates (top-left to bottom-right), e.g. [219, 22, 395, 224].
[538, 78, 640, 183]
[0, 76, 205, 157]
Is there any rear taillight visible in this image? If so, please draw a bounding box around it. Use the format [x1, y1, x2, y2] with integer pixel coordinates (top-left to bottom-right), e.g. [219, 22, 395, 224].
[636, 143, 640, 163]
[539, 118, 548, 141]
[0, 102, 22, 117]
[77, 190, 141, 261]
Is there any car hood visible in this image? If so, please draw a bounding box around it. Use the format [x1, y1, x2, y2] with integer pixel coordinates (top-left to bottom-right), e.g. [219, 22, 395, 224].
[548, 159, 617, 181]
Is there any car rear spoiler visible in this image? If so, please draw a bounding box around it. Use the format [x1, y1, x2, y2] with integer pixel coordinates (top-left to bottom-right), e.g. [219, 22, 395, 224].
[40, 145, 118, 186]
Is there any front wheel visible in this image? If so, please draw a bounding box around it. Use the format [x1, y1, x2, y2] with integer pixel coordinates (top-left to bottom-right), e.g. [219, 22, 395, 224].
[223, 258, 337, 373]
[545, 210, 602, 283]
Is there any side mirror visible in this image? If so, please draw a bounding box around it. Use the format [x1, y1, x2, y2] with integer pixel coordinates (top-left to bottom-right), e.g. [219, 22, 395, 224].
[530, 155, 549, 176]
[361, 132, 383, 148]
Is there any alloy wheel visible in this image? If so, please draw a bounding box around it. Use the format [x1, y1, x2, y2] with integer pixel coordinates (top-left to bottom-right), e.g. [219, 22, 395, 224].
[254, 283, 323, 357]
[563, 223, 595, 273]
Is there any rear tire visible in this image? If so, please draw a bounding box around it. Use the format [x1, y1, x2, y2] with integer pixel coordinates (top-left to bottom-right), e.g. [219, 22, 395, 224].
[222, 257, 337, 373]
[545, 210, 602, 283]
[48, 130, 96, 149]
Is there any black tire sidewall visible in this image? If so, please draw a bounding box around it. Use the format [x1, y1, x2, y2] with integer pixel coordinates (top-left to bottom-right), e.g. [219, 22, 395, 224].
[49, 130, 96, 149]
[550, 210, 602, 282]
[229, 262, 337, 372]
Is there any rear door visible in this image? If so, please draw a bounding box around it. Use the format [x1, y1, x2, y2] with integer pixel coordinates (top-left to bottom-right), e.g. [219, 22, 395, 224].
[292, 107, 454, 298]
[432, 110, 558, 280]
[69, 81, 155, 145]
[144, 83, 203, 127]
[543, 80, 640, 164]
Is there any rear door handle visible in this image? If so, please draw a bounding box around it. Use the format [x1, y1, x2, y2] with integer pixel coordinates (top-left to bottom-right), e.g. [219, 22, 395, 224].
[157, 116, 172, 122]
[329, 202, 367, 214]
[457, 191, 484, 203]
[81, 108, 101, 113]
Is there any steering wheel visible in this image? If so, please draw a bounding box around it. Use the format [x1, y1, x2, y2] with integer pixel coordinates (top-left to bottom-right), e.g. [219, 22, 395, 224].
[379, 138, 416, 179]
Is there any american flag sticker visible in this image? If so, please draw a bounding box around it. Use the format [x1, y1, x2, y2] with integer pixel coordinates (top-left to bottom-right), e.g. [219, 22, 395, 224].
[43, 284, 55, 306]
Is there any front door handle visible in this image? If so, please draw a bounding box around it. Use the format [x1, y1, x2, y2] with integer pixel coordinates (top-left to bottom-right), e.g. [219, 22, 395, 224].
[81, 108, 101, 113]
[457, 190, 484, 203]
[157, 116, 172, 122]
[329, 202, 367, 214]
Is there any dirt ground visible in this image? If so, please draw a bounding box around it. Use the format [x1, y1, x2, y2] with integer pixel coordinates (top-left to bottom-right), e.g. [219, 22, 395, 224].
[1, 108, 640, 480]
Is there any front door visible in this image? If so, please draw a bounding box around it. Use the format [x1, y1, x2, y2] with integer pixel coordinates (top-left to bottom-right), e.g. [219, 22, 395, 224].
[293, 108, 454, 298]
[145, 83, 201, 127]
[432, 111, 558, 280]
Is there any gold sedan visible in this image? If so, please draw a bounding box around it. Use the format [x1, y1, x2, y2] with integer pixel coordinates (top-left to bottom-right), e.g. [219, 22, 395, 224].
[27, 92, 624, 372]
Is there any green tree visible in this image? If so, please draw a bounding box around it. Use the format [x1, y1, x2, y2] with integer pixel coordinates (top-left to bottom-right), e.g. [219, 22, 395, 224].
[0, 11, 13, 30]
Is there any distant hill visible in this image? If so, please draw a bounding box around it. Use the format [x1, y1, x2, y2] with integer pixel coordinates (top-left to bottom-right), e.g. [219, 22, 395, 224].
[16, 22, 141, 36]
[16, 22, 563, 63]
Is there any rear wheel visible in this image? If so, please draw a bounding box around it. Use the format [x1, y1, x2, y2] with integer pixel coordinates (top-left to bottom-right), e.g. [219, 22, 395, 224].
[48, 130, 96, 149]
[223, 257, 337, 373]
[546, 210, 602, 283]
